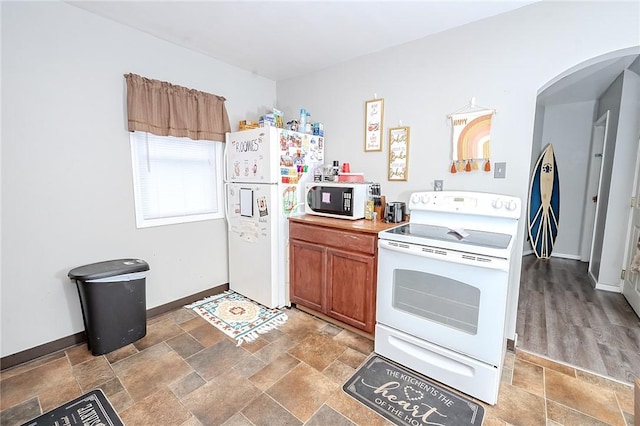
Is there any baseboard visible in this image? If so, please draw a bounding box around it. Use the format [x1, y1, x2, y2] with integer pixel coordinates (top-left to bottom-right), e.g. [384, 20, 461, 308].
[0, 333, 87, 372]
[146, 283, 228, 318]
[521, 250, 582, 261]
[507, 335, 517, 352]
[550, 252, 582, 260]
[0, 283, 229, 371]
[594, 282, 622, 293]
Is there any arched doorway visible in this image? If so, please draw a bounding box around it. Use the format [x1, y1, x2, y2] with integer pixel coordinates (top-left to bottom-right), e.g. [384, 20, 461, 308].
[518, 47, 640, 384]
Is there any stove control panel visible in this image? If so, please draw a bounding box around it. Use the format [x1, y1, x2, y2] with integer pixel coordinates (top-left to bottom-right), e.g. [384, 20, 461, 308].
[491, 198, 520, 211]
[409, 191, 521, 218]
[411, 193, 431, 205]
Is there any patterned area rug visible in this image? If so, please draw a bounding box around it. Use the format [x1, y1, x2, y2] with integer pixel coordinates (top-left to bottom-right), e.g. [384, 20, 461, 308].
[187, 291, 288, 345]
[343, 355, 484, 426]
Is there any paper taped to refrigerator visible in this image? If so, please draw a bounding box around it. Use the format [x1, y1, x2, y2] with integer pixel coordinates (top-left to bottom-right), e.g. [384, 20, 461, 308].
[239, 220, 259, 243]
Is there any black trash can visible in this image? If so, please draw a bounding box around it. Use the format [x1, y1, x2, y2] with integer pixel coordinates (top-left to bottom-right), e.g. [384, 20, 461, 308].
[68, 259, 149, 355]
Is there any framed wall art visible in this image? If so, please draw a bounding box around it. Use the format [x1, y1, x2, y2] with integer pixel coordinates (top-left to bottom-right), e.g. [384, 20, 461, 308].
[388, 126, 409, 181]
[364, 98, 384, 152]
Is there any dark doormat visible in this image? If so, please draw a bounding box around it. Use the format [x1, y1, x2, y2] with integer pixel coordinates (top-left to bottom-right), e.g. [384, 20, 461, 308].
[343, 354, 484, 426]
[21, 389, 123, 426]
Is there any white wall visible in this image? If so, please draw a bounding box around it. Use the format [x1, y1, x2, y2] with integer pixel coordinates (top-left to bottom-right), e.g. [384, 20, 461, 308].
[1, 2, 276, 357]
[540, 101, 597, 258]
[276, 1, 640, 339]
[598, 69, 640, 289]
[631, 56, 640, 75]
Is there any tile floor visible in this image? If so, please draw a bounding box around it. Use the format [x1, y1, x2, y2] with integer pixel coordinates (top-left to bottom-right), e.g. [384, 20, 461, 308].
[0, 306, 636, 426]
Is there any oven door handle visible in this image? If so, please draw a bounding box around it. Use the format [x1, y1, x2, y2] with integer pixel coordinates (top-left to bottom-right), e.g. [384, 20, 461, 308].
[378, 239, 509, 270]
[379, 239, 439, 256]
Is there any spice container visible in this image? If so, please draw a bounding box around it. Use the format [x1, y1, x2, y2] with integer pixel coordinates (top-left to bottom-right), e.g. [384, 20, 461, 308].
[365, 197, 374, 220]
[331, 161, 340, 180]
[365, 183, 376, 220]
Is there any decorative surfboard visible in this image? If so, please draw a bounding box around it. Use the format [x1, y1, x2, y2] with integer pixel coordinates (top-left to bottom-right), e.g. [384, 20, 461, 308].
[528, 144, 560, 259]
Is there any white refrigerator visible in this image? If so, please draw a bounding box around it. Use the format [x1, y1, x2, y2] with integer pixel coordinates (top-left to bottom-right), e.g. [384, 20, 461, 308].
[224, 127, 324, 308]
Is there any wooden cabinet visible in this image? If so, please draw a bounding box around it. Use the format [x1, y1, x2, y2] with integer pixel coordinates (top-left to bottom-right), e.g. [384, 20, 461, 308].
[326, 248, 375, 331]
[290, 239, 325, 312]
[289, 220, 379, 334]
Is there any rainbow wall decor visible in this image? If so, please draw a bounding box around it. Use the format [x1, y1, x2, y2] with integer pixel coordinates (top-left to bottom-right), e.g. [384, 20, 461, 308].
[450, 109, 494, 173]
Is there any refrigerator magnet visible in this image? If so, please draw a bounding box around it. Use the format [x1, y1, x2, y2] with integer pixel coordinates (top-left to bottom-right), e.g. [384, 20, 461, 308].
[257, 196, 269, 217]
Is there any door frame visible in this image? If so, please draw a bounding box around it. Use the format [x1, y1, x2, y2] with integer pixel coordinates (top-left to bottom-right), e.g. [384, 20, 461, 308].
[587, 111, 611, 286]
[622, 137, 640, 316]
[581, 111, 609, 262]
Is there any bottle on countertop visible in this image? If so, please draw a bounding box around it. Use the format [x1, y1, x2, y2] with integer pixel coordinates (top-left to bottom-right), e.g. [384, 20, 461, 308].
[365, 196, 374, 220]
[299, 109, 307, 134]
[331, 160, 340, 181]
[365, 184, 374, 220]
[306, 112, 312, 134]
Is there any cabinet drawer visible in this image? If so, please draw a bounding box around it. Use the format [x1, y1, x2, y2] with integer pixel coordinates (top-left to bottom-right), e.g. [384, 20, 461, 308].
[290, 222, 376, 255]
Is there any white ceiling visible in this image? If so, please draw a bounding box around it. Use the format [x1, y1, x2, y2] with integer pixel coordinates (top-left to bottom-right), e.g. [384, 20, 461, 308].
[68, 1, 638, 104]
[67, 0, 538, 81]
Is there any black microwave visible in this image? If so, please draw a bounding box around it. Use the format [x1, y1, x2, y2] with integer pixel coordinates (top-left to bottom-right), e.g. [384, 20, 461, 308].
[304, 183, 367, 220]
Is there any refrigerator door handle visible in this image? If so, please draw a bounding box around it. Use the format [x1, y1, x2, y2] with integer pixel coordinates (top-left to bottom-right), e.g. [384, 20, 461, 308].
[223, 143, 229, 182]
[224, 183, 230, 227]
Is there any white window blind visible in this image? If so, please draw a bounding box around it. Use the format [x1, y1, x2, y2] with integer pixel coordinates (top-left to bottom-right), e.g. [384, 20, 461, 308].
[130, 132, 223, 228]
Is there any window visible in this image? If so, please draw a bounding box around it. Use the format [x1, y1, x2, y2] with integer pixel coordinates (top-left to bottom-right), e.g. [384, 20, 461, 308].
[130, 132, 224, 228]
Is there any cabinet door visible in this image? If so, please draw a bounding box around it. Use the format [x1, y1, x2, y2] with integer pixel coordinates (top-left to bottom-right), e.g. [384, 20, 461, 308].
[326, 248, 375, 333]
[289, 239, 325, 312]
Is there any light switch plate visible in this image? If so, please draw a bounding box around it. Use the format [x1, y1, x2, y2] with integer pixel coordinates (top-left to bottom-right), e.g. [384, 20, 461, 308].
[494, 162, 506, 179]
[434, 180, 443, 191]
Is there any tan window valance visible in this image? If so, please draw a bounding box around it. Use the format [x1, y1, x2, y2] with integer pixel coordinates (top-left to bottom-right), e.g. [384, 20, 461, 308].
[124, 73, 231, 141]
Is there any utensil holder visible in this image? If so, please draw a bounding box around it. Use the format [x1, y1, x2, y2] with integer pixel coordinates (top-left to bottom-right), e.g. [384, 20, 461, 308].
[374, 195, 386, 221]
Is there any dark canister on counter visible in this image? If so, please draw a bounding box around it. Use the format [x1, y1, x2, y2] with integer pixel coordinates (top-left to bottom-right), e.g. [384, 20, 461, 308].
[385, 202, 405, 223]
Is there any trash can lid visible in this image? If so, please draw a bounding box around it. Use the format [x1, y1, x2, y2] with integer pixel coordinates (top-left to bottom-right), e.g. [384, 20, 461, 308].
[68, 259, 149, 280]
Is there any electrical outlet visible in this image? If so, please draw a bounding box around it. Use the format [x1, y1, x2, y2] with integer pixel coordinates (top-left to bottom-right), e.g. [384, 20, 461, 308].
[494, 162, 506, 179]
[434, 180, 443, 191]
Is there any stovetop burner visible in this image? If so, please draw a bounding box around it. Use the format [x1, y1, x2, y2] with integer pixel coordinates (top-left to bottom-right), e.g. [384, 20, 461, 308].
[382, 223, 512, 250]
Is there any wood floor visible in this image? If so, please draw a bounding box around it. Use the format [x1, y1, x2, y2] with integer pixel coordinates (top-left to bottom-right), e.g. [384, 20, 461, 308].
[516, 254, 640, 384]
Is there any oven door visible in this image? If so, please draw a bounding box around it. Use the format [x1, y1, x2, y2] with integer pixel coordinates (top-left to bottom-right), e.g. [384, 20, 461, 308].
[376, 239, 510, 365]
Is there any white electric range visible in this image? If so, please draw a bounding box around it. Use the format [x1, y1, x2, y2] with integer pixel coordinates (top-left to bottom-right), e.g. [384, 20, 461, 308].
[375, 190, 521, 405]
